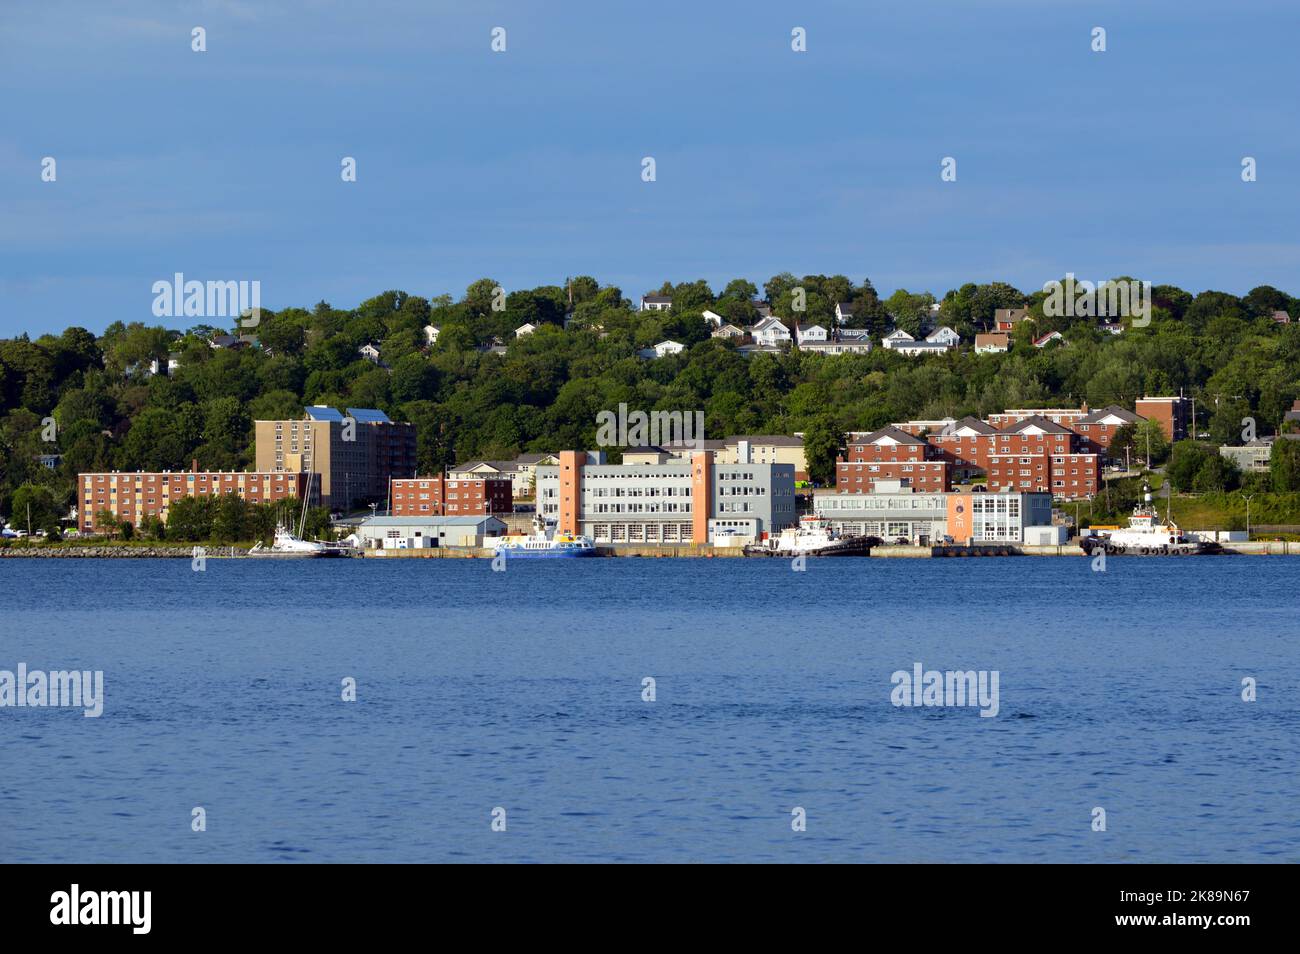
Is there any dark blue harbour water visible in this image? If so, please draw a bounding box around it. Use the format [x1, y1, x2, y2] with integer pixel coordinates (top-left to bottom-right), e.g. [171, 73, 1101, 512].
[2, 556, 1297, 863]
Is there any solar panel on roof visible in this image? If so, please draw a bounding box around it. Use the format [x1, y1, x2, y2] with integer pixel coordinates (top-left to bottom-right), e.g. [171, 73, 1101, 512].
[304, 406, 344, 422]
[346, 408, 391, 423]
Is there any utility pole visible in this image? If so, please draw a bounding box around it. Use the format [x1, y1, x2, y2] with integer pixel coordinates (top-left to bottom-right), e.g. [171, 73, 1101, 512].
[1243, 493, 1254, 540]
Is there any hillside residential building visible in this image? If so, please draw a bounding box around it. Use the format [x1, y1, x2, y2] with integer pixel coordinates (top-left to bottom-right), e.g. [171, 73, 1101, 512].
[79, 466, 309, 533]
[423, 324, 440, 346]
[751, 316, 792, 347]
[883, 327, 958, 356]
[389, 476, 513, 517]
[253, 406, 417, 509]
[1216, 441, 1268, 475]
[800, 335, 873, 355]
[926, 326, 961, 347]
[1219, 441, 1273, 473]
[536, 449, 796, 545]
[639, 294, 672, 312]
[974, 333, 1010, 353]
[639, 340, 684, 358]
[712, 323, 746, 339]
[1033, 331, 1065, 348]
[994, 308, 1032, 332]
[702, 309, 725, 327]
[834, 302, 854, 325]
[796, 324, 828, 344]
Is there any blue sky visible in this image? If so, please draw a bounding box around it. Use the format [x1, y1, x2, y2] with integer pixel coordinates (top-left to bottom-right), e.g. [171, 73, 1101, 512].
[2, 0, 1298, 337]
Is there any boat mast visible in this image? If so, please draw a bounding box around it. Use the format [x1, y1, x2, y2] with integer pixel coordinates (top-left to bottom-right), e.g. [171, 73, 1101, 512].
[298, 469, 312, 538]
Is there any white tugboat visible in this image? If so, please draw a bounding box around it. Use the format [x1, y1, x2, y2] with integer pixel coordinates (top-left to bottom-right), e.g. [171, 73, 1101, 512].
[1080, 483, 1222, 556]
[743, 514, 878, 557]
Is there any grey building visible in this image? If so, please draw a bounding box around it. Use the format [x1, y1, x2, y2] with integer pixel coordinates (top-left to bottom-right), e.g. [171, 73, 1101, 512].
[355, 515, 507, 549]
[813, 485, 1053, 545]
[535, 452, 796, 545]
[1219, 441, 1272, 473]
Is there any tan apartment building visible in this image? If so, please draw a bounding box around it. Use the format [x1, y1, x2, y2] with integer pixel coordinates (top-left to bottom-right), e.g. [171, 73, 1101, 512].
[254, 406, 416, 509]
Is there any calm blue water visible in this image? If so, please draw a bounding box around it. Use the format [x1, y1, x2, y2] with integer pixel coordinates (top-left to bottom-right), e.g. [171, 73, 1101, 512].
[2, 555, 1297, 863]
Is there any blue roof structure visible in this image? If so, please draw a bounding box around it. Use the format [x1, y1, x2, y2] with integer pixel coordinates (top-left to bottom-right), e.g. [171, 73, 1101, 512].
[346, 408, 391, 424]
[304, 405, 344, 422]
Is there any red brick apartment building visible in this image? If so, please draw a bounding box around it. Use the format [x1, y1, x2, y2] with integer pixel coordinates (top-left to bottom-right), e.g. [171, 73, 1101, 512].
[389, 476, 513, 517]
[79, 468, 308, 532]
[841, 417, 1101, 498]
[837, 426, 953, 492]
[985, 404, 1140, 455]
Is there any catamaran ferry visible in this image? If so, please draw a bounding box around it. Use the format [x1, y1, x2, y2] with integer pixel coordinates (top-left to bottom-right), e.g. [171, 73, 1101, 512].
[491, 516, 596, 559]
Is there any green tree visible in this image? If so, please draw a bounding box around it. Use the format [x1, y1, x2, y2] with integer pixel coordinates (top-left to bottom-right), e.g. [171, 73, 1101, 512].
[1269, 436, 1300, 491]
[801, 417, 842, 486]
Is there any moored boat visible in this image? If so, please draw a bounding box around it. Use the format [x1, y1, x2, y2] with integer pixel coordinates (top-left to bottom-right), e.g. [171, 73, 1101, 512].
[490, 515, 596, 558]
[248, 524, 331, 558]
[1080, 484, 1223, 556]
[743, 514, 878, 557]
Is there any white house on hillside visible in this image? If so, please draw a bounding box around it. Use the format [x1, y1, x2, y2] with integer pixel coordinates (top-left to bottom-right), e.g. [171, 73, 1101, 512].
[751, 316, 792, 347]
[423, 325, 440, 346]
[702, 309, 725, 328]
[925, 326, 961, 348]
[796, 324, 828, 344]
[359, 343, 382, 363]
[881, 329, 915, 349]
[515, 323, 536, 337]
[640, 294, 672, 312]
[639, 340, 685, 358]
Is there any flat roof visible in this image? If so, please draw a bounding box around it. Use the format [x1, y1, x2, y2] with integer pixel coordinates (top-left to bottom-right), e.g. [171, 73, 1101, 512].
[360, 516, 505, 527]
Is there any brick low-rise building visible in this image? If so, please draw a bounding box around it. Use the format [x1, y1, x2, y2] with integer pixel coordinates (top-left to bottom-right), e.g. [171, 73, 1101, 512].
[849, 414, 1102, 498]
[79, 467, 309, 533]
[839, 426, 954, 492]
[1135, 395, 1189, 442]
[389, 476, 513, 517]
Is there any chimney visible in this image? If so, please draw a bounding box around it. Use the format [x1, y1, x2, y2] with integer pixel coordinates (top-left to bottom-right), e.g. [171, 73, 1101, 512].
[191, 459, 199, 472]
